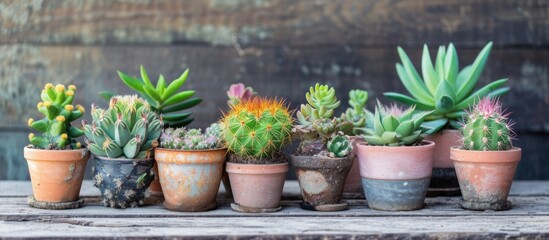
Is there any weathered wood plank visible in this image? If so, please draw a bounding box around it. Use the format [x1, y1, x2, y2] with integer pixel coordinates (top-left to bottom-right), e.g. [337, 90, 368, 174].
[1, 0, 548, 47]
[1, 216, 549, 238]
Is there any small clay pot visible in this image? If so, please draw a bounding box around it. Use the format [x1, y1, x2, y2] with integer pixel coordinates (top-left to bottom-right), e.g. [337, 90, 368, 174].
[356, 141, 435, 211]
[155, 148, 227, 212]
[93, 156, 155, 208]
[24, 147, 90, 203]
[290, 155, 353, 211]
[451, 147, 521, 211]
[145, 161, 164, 204]
[343, 136, 365, 194]
[425, 129, 462, 196]
[226, 162, 288, 212]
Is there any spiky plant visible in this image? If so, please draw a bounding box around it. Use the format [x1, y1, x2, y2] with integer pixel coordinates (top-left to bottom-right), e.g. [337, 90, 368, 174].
[384, 42, 509, 133]
[461, 97, 514, 151]
[28, 83, 85, 150]
[84, 95, 163, 159]
[327, 135, 352, 158]
[340, 89, 368, 135]
[294, 84, 353, 156]
[100, 66, 201, 128]
[227, 83, 257, 106]
[160, 123, 224, 150]
[221, 97, 293, 163]
[355, 102, 432, 146]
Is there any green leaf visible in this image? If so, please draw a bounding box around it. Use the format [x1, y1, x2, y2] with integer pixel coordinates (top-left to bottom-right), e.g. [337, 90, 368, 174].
[456, 65, 473, 92]
[156, 74, 166, 96]
[142, 84, 162, 102]
[435, 46, 446, 80]
[162, 68, 189, 100]
[30, 119, 49, 133]
[397, 47, 434, 101]
[363, 135, 386, 146]
[456, 42, 493, 101]
[162, 112, 192, 121]
[395, 120, 414, 136]
[162, 90, 195, 108]
[382, 115, 399, 131]
[395, 57, 433, 103]
[444, 43, 459, 84]
[373, 106, 385, 136]
[381, 132, 398, 143]
[449, 120, 462, 129]
[98, 91, 115, 101]
[434, 79, 457, 114]
[353, 127, 376, 136]
[139, 65, 155, 89]
[117, 71, 146, 95]
[165, 118, 194, 128]
[421, 119, 448, 134]
[457, 78, 509, 109]
[383, 92, 433, 110]
[421, 44, 440, 94]
[162, 98, 202, 113]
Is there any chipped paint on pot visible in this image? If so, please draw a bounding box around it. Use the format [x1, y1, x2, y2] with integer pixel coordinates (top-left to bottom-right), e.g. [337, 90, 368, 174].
[155, 148, 227, 212]
[24, 147, 90, 203]
[451, 147, 521, 211]
[425, 129, 462, 196]
[226, 162, 288, 210]
[93, 156, 155, 208]
[290, 155, 353, 207]
[356, 141, 434, 211]
[343, 136, 365, 193]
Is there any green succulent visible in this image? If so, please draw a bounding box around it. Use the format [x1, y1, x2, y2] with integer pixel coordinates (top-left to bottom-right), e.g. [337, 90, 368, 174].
[355, 102, 432, 146]
[384, 42, 509, 133]
[84, 95, 163, 159]
[160, 123, 224, 150]
[327, 135, 351, 157]
[340, 89, 368, 135]
[100, 66, 201, 128]
[28, 84, 85, 149]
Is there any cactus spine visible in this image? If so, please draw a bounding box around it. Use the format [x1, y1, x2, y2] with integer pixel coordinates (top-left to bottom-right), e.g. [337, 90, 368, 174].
[462, 97, 514, 151]
[28, 83, 85, 149]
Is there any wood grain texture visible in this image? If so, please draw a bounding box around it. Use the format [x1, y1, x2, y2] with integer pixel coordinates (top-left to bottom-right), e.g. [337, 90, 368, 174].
[1, 0, 548, 47]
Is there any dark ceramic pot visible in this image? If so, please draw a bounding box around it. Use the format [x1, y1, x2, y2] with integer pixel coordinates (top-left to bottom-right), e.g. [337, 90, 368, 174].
[425, 129, 462, 196]
[93, 156, 155, 208]
[290, 155, 353, 211]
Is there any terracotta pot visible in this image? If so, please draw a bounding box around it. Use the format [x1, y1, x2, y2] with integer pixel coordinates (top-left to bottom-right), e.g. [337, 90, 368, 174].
[24, 147, 90, 203]
[93, 156, 155, 208]
[356, 141, 435, 211]
[146, 162, 164, 204]
[451, 147, 521, 211]
[226, 162, 288, 211]
[425, 129, 462, 196]
[290, 155, 353, 211]
[155, 148, 227, 212]
[343, 136, 365, 193]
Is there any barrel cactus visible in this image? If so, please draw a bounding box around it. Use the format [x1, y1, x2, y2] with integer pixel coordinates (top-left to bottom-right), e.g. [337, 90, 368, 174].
[340, 89, 368, 135]
[28, 83, 85, 150]
[84, 95, 163, 159]
[462, 97, 514, 151]
[221, 97, 293, 162]
[160, 123, 224, 150]
[355, 101, 432, 146]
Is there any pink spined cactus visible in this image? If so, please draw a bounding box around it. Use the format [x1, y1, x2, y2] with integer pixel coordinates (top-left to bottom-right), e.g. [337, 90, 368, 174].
[227, 83, 256, 106]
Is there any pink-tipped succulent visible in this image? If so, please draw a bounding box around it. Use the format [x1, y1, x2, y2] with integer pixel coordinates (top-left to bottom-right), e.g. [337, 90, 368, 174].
[462, 97, 515, 151]
[227, 83, 256, 106]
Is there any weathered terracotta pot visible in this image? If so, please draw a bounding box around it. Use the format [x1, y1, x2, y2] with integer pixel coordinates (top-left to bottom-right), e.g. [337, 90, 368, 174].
[145, 161, 164, 204]
[93, 156, 155, 208]
[425, 129, 462, 196]
[155, 148, 227, 212]
[356, 141, 435, 211]
[343, 136, 365, 194]
[226, 162, 288, 212]
[290, 155, 353, 211]
[24, 147, 90, 203]
[451, 147, 521, 211]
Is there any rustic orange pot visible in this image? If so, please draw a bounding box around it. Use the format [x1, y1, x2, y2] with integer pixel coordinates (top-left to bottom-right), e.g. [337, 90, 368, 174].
[451, 147, 521, 210]
[343, 136, 365, 193]
[145, 162, 164, 204]
[226, 162, 288, 211]
[155, 148, 227, 212]
[24, 147, 90, 203]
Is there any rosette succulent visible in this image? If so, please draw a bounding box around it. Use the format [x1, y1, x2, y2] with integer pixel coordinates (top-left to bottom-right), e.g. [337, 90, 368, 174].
[327, 135, 352, 158]
[27, 83, 85, 150]
[160, 123, 224, 150]
[340, 89, 368, 135]
[461, 97, 514, 151]
[384, 42, 509, 133]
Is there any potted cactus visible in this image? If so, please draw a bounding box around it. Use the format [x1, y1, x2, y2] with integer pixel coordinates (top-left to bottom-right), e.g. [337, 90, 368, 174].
[154, 123, 227, 212]
[451, 98, 521, 211]
[355, 102, 434, 211]
[100, 66, 202, 202]
[221, 97, 293, 213]
[24, 84, 89, 209]
[292, 84, 353, 212]
[339, 89, 369, 193]
[384, 42, 509, 196]
[85, 95, 162, 208]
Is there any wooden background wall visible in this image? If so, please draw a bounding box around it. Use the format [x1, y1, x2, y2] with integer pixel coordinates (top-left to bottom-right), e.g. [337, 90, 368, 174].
[1, 0, 548, 180]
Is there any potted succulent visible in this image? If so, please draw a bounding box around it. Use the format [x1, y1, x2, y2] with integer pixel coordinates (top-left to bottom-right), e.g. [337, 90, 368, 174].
[154, 123, 227, 212]
[339, 89, 369, 193]
[221, 97, 293, 213]
[355, 102, 434, 211]
[384, 42, 509, 196]
[100, 66, 201, 202]
[24, 83, 89, 209]
[85, 95, 162, 208]
[292, 84, 353, 211]
[451, 97, 521, 211]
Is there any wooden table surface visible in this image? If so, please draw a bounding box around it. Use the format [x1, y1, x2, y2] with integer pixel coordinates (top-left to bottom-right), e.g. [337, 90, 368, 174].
[1, 180, 548, 239]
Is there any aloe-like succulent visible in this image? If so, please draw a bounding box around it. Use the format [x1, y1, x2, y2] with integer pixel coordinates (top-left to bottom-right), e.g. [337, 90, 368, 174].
[327, 135, 352, 158]
[84, 95, 163, 159]
[355, 102, 432, 146]
[160, 123, 224, 150]
[227, 83, 257, 106]
[100, 66, 201, 128]
[384, 42, 509, 133]
[28, 83, 85, 150]
[340, 89, 368, 135]
[461, 97, 514, 151]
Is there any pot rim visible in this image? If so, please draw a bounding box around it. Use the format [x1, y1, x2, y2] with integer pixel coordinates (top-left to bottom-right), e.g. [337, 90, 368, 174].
[24, 146, 90, 161]
[226, 161, 289, 174]
[94, 155, 153, 162]
[356, 140, 435, 151]
[290, 154, 350, 161]
[155, 147, 228, 153]
[450, 146, 522, 163]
